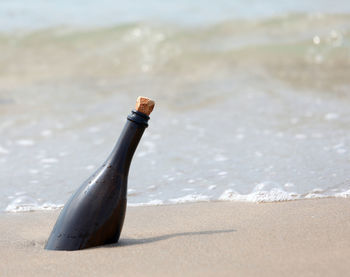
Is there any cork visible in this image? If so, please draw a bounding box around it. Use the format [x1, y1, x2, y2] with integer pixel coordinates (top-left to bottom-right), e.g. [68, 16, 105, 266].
[135, 96, 155, 116]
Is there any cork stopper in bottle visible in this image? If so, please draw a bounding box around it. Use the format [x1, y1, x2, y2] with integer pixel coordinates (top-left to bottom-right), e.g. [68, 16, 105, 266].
[135, 96, 155, 116]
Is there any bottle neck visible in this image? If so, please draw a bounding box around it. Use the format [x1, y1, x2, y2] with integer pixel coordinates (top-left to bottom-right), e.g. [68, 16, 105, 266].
[127, 110, 150, 127]
[108, 110, 149, 175]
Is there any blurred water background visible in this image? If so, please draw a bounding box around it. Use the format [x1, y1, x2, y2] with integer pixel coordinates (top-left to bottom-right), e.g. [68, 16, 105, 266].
[1, 0, 350, 211]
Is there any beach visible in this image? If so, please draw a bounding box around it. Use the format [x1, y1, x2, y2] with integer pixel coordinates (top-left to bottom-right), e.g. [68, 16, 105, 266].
[1, 198, 350, 276]
[1, 1, 350, 276]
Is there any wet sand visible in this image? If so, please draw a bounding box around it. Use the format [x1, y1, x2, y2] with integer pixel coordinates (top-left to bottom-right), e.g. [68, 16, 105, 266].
[1, 198, 350, 276]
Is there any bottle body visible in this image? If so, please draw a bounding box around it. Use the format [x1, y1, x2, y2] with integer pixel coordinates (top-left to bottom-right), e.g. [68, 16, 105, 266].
[45, 111, 149, 251]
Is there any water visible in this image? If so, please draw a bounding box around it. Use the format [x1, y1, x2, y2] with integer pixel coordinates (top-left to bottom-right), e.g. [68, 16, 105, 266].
[2, 0, 350, 31]
[1, 1, 350, 212]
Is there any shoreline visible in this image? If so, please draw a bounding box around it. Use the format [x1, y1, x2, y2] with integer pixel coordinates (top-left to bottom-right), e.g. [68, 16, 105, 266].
[1, 198, 350, 276]
[3, 194, 350, 213]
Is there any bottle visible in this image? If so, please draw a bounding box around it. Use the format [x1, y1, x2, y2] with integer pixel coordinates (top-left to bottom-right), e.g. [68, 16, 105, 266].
[45, 96, 155, 251]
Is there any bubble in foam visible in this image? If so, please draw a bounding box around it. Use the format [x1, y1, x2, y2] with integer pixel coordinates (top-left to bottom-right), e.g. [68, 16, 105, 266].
[324, 113, 339, 120]
[182, 188, 195, 192]
[147, 185, 157, 190]
[128, 189, 138, 196]
[40, 130, 52, 137]
[218, 171, 227, 176]
[41, 158, 58, 164]
[16, 139, 35, 146]
[214, 154, 229, 162]
[169, 194, 210, 203]
[88, 127, 100, 133]
[0, 145, 9, 154]
[284, 182, 295, 188]
[29, 169, 39, 174]
[313, 35, 321, 45]
[295, 134, 307, 139]
[336, 149, 347, 154]
[93, 139, 104, 145]
[290, 117, 299, 124]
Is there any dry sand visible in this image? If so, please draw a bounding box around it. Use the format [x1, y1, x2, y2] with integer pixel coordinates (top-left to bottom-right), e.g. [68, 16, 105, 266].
[1, 198, 350, 277]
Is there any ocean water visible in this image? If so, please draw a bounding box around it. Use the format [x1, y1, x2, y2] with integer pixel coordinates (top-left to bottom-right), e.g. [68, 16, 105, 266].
[1, 1, 350, 212]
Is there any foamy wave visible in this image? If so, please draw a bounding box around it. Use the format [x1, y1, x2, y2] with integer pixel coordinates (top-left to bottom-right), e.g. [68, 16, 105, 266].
[219, 188, 300, 202]
[218, 183, 350, 203]
[6, 196, 63, 213]
[6, 186, 350, 213]
[335, 189, 350, 198]
[128, 199, 164, 206]
[169, 194, 210, 204]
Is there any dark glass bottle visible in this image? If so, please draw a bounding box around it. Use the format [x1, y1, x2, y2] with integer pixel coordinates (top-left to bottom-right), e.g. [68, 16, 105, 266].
[45, 97, 154, 251]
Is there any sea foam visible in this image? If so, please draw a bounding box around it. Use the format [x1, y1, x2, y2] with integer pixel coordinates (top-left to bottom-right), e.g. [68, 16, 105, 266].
[6, 187, 350, 213]
[169, 194, 210, 204]
[6, 196, 63, 212]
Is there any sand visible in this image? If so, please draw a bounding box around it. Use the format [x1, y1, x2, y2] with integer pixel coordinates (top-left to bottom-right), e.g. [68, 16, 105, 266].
[1, 198, 350, 277]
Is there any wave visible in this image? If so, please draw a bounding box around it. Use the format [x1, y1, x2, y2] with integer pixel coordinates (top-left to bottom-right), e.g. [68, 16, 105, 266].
[6, 183, 350, 212]
[0, 13, 349, 90]
[5, 196, 64, 213]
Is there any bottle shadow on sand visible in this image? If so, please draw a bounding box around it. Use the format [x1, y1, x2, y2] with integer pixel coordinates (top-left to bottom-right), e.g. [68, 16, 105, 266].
[106, 229, 237, 248]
